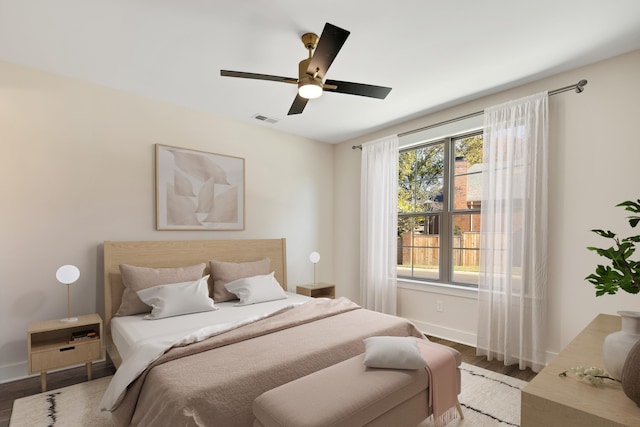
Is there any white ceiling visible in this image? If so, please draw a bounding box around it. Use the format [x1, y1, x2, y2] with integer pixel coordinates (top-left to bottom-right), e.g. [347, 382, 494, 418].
[1, 0, 640, 143]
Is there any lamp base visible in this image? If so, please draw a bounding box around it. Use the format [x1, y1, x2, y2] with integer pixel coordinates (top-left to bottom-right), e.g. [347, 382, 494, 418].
[60, 317, 78, 323]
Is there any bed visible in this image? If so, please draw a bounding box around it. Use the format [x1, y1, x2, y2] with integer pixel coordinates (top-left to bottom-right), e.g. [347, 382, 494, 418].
[103, 239, 291, 368]
[101, 239, 458, 426]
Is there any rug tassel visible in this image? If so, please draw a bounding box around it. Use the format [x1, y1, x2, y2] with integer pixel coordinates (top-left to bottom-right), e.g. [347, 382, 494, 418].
[434, 404, 461, 427]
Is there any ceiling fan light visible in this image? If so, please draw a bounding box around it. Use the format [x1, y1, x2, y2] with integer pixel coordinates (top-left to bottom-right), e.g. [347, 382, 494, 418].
[298, 82, 322, 99]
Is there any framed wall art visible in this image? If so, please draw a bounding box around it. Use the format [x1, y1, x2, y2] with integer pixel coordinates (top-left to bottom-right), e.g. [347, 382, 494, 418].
[155, 144, 245, 230]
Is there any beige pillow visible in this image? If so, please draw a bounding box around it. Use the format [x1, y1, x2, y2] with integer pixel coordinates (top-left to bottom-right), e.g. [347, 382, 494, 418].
[210, 258, 270, 302]
[115, 263, 206, 316]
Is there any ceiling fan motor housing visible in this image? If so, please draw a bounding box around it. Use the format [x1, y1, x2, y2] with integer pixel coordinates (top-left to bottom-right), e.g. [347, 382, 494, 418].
[301, 32, 319, 51]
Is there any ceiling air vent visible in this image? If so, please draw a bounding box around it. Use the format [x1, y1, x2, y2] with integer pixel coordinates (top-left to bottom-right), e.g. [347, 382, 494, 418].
[252, 114, 279, 124]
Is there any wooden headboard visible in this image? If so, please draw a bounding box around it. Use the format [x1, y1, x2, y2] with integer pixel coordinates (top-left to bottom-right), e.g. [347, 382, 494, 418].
[103, 239, 287, 366]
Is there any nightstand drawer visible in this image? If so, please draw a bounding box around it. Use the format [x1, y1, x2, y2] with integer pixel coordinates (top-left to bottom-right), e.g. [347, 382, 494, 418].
[30, 340, 101, 372]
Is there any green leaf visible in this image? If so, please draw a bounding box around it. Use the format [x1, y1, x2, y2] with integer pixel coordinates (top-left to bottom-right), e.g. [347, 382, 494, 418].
[588, 247, 615, 259]
[591, 229, 616, 239]
[617, 200, 640, 213]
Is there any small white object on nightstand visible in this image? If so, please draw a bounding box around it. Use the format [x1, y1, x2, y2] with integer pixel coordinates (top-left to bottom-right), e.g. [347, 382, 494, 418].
[56, 264, 80, 322]
[309, 251, 320, 285]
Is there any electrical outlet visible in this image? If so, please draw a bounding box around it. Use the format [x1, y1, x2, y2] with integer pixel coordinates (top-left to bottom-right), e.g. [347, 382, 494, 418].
[436, 300, 444, 312]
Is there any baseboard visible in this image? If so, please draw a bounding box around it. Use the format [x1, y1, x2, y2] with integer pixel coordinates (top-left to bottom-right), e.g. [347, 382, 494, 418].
[544, 350, 558, 365]
[410, 318, 477, 348]
[0, 361, 28, 384]
[406, 320, 560, 367]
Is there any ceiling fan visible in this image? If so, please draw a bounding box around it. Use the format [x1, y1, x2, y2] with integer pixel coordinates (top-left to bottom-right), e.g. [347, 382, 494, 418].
[220, 22, 392, 115]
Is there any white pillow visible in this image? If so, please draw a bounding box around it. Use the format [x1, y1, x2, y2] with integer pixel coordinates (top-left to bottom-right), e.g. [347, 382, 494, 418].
[224, 272, 288, 306]
[363, 336, 427, 370]
[136, 275, 217, 319]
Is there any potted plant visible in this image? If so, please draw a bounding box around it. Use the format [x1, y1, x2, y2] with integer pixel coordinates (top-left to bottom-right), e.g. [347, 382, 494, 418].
[586, 199, 640, 296]
[585, 199, 640, 396]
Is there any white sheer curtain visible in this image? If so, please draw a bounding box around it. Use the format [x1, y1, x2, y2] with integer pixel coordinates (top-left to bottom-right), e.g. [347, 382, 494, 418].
[360, 135, 399, 315]
[477, 92, 549, 372]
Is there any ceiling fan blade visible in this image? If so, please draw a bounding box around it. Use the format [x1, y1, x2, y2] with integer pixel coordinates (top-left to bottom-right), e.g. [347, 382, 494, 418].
[287, 94, 309, 115]
[220, 70, 297, 84]
[307, 23, 350, 80]
[323, 79, 392, 99]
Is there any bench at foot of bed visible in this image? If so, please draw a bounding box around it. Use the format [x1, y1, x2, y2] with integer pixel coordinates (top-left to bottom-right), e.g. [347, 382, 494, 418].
[253, 352, 461, 427]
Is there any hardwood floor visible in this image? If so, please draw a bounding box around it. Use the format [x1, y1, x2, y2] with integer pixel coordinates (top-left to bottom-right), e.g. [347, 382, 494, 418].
[0, 338, 536, 426]
[428, 336, 538, 382]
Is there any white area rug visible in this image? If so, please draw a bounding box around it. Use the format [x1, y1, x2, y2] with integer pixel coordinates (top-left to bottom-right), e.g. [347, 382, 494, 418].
[421, 363, 528, 427]
[10, 363, 527, 427]
[9, 376, 113, 427]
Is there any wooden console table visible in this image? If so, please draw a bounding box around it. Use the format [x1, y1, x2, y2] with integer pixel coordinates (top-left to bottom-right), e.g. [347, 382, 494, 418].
[521, 314, 640, 427]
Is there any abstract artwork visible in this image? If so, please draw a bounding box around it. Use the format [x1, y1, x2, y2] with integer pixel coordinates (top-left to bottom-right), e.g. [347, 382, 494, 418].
[155, 144, 244, 230]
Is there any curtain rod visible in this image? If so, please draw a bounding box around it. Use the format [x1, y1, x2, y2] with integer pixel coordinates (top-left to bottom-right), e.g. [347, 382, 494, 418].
[352, 79, 587, 150]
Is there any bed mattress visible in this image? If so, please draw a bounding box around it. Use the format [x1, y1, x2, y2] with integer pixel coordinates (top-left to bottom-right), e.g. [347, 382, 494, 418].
[110, 291, 311, 361]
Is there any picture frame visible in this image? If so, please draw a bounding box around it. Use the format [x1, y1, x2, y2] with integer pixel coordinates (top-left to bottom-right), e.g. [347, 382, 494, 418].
[155, 144, 245, 230]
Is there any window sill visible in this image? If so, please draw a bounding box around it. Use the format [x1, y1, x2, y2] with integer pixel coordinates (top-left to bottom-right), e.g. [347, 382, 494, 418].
[397, 279, 478, 299]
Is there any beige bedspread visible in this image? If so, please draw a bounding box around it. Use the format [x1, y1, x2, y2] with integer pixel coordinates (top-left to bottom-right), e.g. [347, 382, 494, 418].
[111, 298, 425, 427]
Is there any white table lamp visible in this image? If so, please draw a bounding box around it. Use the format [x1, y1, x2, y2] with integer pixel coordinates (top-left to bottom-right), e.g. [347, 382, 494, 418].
[309, 251, 320, 285]
[56, 264, 80, 322]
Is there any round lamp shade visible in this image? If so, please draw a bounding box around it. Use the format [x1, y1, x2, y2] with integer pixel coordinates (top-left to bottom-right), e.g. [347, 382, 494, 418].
[309, 252, 321, 264]
[56, 265, 80, 285]
[298, 83, 322, 99]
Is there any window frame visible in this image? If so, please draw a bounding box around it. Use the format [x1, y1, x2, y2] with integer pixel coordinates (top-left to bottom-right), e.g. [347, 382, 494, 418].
[397, 129, 483, 287]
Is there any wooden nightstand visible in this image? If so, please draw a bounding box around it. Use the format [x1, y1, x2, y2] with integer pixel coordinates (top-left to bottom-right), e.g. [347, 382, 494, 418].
[296, 283, 335, 299]
[28, 313, 103, 392]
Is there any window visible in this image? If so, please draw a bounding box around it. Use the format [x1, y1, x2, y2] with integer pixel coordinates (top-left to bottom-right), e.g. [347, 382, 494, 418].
[397, 131, 483, 286]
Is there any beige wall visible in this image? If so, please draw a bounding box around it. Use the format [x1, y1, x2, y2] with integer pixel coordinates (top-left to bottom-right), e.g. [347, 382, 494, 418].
[334, 49, 640, 359]
[0, 61, 334, 382]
